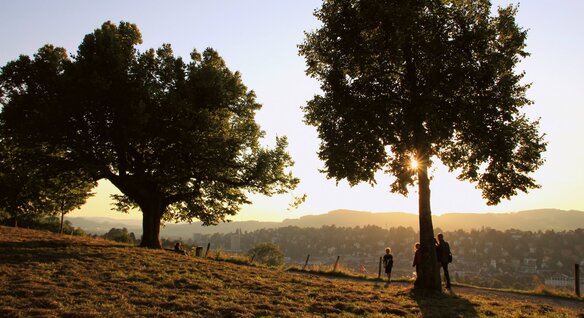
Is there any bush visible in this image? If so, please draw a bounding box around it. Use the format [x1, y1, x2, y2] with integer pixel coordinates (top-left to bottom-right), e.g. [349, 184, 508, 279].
[247, 242, 284, 267]
[102, 228, 137, 244]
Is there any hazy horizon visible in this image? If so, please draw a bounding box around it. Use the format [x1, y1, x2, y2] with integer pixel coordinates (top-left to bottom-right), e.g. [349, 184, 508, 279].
[67, 206, 582, 223]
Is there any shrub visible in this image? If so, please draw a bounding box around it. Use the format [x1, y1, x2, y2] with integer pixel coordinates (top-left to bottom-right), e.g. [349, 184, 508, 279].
[102, 227, 137, 244]
[247, 242, 284, 267]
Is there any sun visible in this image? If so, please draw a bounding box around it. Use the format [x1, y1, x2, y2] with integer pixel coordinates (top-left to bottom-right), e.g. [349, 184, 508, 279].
[410, 158, 419, 170]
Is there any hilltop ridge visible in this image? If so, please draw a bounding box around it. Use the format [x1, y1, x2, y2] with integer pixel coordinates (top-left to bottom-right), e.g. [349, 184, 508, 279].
[67, 208, 584, 238]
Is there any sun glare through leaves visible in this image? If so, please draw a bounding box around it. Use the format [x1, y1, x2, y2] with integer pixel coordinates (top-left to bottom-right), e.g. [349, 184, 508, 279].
[410, 157, 419, 170]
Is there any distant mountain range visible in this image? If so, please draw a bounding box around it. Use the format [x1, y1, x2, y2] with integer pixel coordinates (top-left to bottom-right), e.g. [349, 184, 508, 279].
[66, 208, 584, 239]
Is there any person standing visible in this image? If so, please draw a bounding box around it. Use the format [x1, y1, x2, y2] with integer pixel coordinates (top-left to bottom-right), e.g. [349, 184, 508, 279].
[436, 233, 452, 289]
[174, 242, 187, 255]
[412, 242, 421, 286]
[382, 247, 393, 283]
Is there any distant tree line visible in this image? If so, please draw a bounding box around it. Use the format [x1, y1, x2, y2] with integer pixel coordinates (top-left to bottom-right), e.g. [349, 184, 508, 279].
[185, 225, 583, 275]
[189, 225, 418, 260]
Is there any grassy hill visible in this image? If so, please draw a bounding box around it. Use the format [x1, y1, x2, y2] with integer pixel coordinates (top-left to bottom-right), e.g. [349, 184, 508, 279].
[1, 226, 582, 317]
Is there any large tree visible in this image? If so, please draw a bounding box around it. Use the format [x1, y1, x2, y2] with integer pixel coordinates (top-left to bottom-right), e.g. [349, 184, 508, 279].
[0, 21, 298, 248]
[299, 0, 546, 290]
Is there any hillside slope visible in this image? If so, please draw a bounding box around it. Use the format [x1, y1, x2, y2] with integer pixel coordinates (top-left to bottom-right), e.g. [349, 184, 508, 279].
[1, 226, 581, 317]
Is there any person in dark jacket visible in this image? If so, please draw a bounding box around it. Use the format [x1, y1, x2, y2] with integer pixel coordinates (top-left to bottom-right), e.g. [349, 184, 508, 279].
[383, 247, 394, 283]
[436, 233, 452, 289]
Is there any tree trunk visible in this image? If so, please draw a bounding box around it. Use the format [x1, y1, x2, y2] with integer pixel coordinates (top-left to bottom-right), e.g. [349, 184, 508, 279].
[139, 199, 164, 249]
[60, 212, 64, 234]
[106, 175, 166, 249]
[60, 204, 65, 234]
[415, 160, 442, 291]
[403, 25, 440, 290]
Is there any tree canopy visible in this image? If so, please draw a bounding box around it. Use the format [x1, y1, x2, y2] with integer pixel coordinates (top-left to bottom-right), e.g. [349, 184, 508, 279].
[0, 21, 299, 248]
[299, 0, 546, 290]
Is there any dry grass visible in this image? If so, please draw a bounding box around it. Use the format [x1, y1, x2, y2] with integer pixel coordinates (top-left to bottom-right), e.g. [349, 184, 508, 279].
[0, 226, 582, 317]
[287, 263, 414, 285]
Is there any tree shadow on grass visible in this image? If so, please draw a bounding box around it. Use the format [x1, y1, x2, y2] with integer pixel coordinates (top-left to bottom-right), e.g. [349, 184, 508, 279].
[0, 240, 125, 265]
[411, 288, 479, 318]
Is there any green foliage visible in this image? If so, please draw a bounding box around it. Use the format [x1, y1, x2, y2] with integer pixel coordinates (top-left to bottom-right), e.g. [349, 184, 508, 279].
[36, 216, 87, 236]
[0, 21, 299, 247]
[287, 193, 307, 211]
[299, 0, 545, 203]
[248, 242, 284, 267]
[0, 142, 46, 225]
[0, 215, 86, 236]
[0, 44, 95, 224]
[0, 140, 95, 226]
[41, 170, 96, 225]
[102, 227, 137, 244]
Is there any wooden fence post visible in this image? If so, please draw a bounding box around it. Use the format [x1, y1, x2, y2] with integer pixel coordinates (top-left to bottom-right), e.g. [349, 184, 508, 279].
[333, 256, 340, 272]
[576, 264, 581, 297]
[303, 254, 310, 271]
[378, 256, 382, 279]
[204, 242, 211, 257]
[250, 254, 255, 263]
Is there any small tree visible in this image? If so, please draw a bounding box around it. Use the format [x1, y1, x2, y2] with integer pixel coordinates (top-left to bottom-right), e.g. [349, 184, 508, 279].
[248, 242, 284, 267]
[299, 0, 546, 290]
[42, 171, 95, 234]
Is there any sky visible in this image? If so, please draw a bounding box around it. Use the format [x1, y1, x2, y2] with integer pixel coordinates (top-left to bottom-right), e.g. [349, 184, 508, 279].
[1, 1, 583, 222]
